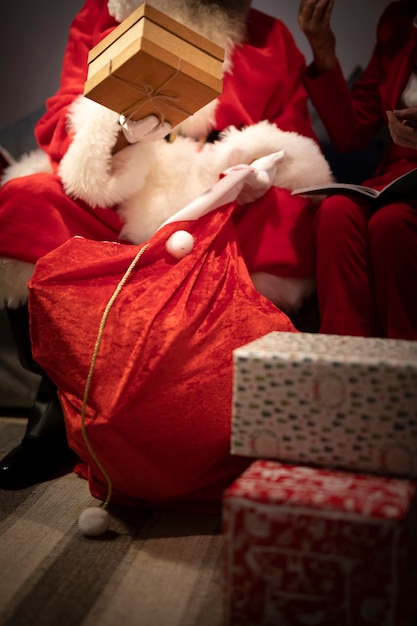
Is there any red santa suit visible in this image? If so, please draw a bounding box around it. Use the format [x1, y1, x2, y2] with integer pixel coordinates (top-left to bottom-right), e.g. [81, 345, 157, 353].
[304, 0, 417, 339]
[0, 0, 325, 311]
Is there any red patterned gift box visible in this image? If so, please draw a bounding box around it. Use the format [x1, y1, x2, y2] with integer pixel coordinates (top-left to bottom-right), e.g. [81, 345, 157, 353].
[222, 460, 417, 626]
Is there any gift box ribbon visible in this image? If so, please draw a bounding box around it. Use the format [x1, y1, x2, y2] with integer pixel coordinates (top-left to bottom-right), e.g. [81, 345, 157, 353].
[109, 59, 191, 122]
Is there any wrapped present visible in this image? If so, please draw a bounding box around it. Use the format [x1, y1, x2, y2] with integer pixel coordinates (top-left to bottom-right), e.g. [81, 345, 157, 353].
[84, 2, 224, 129]
[231, 331, 417, 478]
[222, 460, 417, 626]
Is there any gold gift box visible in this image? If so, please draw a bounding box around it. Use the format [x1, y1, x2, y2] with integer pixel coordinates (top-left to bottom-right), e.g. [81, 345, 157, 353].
[84, 3, 224, 129]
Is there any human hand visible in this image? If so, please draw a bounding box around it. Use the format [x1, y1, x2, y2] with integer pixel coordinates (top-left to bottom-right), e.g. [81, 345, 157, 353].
[387, 109, 417, 150]
[119, 114, 172, 143]
[298, 0, 337, 73]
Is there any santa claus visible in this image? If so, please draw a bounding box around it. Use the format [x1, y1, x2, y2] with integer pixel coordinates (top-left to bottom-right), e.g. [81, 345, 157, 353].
[0, 0, 332, 491]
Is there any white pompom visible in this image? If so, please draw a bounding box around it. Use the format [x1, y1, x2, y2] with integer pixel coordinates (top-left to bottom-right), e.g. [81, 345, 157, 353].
[166, 230, 195, 259]
[78, 507, 110, 537]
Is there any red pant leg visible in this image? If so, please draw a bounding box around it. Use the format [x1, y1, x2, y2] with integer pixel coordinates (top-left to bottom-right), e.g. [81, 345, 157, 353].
[0, 172, 124, 264]
[368, 200, 417, 340]
[314, 194, 382, 337]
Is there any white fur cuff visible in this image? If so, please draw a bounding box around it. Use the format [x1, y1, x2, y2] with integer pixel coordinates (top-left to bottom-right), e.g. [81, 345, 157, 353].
[58, 96, 151, 208]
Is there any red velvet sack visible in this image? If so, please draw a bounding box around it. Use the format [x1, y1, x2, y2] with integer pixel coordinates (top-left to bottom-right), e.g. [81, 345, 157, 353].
[29, 169, 296, 511]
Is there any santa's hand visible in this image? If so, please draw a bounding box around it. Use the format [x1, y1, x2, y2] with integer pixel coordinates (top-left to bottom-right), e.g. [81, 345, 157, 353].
[223, 150, 286, 205]
[119, 114, 172, 143]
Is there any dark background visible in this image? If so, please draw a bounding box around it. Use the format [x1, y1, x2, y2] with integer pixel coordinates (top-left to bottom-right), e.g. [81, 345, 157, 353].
[0, 0, 391, 136]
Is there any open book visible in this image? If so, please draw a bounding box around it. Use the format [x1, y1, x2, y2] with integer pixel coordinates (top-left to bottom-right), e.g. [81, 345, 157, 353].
[291, 167, 417, 204]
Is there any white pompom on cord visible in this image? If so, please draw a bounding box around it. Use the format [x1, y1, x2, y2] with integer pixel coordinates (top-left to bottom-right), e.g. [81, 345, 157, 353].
[78, 507, 111, 537]
[166, 230, 195, 258]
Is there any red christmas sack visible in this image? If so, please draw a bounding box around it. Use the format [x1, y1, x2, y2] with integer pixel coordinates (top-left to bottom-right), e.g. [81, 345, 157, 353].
[28, 167, 296, 511]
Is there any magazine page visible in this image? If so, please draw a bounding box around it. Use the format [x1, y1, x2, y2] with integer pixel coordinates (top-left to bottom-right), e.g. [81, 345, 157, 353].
[291, 167, 417, 201]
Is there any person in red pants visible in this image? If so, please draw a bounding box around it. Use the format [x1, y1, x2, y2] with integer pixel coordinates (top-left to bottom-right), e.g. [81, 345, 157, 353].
[298, 0, 417, 339]
[0, 0, 325, 488]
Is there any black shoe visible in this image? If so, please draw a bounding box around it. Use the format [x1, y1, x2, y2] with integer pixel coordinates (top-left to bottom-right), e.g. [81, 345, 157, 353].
[0, 438, 77, 490]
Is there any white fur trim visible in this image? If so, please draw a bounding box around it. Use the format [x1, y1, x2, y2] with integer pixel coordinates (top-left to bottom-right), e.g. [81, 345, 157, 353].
[1, 150, 52, 186]
[175, 99, 218, 139]
[58, 96, 152, 207]
[0, 258, 35, 308]
[117, 120, 333, 245]
[219, 122, 334, 191]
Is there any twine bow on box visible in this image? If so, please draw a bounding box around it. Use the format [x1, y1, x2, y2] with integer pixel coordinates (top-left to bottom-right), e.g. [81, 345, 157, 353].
[109, 58, 191, 122]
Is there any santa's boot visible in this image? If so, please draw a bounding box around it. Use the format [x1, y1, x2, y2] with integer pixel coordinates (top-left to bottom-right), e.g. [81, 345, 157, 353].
[0, 305, 76, 489]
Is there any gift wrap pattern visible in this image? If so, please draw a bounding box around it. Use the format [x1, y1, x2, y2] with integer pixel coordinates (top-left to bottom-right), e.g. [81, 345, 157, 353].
[222, 460, 417, 626]
[231, 332, 417, 477]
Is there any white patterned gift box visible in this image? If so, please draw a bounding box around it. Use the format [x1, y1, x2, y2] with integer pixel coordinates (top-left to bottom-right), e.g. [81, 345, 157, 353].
[231, 332, 417, 477]
[222, 460, 417, 626]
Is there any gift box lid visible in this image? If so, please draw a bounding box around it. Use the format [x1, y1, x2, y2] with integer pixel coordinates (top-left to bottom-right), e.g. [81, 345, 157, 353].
[88, 2, 224, 66]
[234, 331, 417, 367]
[224, 460, 417, 520]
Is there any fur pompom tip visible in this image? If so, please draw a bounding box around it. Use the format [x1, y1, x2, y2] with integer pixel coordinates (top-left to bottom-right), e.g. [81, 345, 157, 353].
[166, 230, 195, 258]
[78, 507, 110, 537]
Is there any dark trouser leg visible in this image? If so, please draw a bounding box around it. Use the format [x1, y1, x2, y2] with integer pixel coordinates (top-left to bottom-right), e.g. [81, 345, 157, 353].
[0, 305, 76, 489]
[368, 201, 417, 340]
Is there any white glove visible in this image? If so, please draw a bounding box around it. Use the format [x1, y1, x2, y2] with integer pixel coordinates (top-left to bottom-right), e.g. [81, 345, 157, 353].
[119, 114, 172, 143]
[224, 150, 286, 205]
